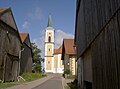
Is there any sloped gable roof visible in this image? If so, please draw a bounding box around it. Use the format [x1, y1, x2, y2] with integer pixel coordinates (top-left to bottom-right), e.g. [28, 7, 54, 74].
[0, 8, 8, 13]
[19, 33, 28, 42]
[63, 39, 75, 54]
[0, 8, 18, 30]
[54, 46, 62, 54]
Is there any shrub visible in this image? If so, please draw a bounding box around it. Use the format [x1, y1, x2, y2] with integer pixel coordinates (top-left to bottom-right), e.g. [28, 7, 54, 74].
[64, 69, 71, 75]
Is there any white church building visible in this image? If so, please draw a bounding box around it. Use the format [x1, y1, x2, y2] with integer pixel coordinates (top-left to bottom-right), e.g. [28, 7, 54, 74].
[44, 15, 64, 73]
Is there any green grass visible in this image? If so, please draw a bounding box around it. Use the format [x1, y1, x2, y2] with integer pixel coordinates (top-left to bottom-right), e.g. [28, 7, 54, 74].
[0, 73, 46, 89]
[21, 72, 46, 82]
[65, 85, 78, 89]
[65, 86, 71, 89]
[0, 82, 19, 89]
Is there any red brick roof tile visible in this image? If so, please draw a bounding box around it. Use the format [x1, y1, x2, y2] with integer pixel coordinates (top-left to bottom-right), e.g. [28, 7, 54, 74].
[19, 33, 28, 42]
[63, 39, 75, 54]
[54, 46, 62, 54]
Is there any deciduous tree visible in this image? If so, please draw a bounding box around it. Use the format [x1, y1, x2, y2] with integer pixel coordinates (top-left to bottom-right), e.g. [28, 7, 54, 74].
[31, 43, 43, 73]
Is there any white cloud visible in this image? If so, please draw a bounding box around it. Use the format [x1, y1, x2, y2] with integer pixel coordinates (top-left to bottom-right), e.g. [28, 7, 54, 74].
[28, 7, 43, 20]
[22, 7, 43, 30]
[55, 30, 74, 49]
[22, 21, 30, 29]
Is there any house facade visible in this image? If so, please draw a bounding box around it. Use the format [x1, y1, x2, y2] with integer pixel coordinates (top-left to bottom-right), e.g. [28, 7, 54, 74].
[19, 33, 33, 74]
[44, 15, 64, 73]
[62, 39, 76, 75]
[75, 0, 120, 89]
[0, 8, 22, 82]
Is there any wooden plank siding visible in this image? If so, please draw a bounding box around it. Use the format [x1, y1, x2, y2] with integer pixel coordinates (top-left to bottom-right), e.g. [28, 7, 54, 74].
[75, 0, 120, 89]
[91, 12, 120, 89]
[20, 43, 33, 74]
[0, 21, 21, 81]
[0, 8, 22, 82]
[75, 0, 120, 57]
[20, 33, 33, 75]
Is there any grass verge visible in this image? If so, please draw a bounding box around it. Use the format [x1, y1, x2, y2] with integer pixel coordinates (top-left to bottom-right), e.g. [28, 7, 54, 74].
[0, 73, 46, 89]
[0, 82, 18, 89]
[21, 72, 46, 82]
[65, 86, 71, 89]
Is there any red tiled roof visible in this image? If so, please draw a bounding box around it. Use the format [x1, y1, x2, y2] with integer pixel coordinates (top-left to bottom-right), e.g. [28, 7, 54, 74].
[19, 33, 28, 42]
[63, 39, 75, 54]
[54, 46, 62, 54]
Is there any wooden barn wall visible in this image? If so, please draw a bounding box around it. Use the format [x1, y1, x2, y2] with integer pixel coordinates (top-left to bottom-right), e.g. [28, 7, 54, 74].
[91, 10, 120, 89]
[76, 0, 120, 57]
[4, 55, 18, 81]
[76, 0, 120, 89]
[24, 35, 31, 47]
[83, 48, 92, 83]
[0, 21, 21, 81]
[20, 43, 32, 74]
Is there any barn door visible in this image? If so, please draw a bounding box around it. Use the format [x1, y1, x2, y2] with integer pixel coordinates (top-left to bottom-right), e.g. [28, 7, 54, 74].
[4, 55, 13, 82]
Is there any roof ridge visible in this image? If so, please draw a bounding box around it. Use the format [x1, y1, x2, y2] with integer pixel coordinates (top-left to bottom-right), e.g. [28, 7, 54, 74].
[0, 8, 10, 16]
[20, 32, 28, 34]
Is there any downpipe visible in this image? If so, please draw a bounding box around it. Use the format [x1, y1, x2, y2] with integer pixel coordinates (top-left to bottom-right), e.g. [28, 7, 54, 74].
[17, 48, 25, 81]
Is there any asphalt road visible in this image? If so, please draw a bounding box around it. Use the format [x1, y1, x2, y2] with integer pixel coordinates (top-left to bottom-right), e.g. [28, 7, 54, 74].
[32, 74, 63, 89]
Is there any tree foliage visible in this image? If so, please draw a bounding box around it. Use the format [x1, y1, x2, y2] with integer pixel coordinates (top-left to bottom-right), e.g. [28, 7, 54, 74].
[31, 43, 42, 73]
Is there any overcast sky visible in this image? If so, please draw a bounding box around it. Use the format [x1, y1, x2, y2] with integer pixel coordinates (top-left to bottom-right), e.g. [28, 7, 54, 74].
[0, 0, 76, 57]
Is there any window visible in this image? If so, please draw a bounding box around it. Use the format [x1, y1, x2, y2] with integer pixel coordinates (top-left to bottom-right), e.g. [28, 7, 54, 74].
[48, 61, 50, 64]
[48, 48, 50, 52]
[48, 36, 51, 42]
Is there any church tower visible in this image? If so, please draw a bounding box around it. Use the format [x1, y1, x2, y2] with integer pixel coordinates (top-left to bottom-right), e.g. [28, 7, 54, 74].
[44, 15, 54, 73]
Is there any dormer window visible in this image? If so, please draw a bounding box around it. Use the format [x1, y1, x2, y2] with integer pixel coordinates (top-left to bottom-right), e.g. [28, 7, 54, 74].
[48, 36, 51, 42]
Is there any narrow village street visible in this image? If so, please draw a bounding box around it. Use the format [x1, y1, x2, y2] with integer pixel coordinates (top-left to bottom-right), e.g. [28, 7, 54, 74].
[1, 0, 119, 89]
[32, 74, 63, 89]
[6, 74, 69, 89]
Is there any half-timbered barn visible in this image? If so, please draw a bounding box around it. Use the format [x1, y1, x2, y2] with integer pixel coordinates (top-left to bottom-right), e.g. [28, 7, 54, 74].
[75, 0, 120, 89]
[0, 8, 22, 82]
[19, 33, 33, 74]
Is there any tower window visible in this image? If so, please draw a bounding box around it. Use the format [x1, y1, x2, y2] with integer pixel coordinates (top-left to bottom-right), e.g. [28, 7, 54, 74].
[48, 48, 50, 52]
[48, 61, 50, 64]
[48, 36, 51, 42]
